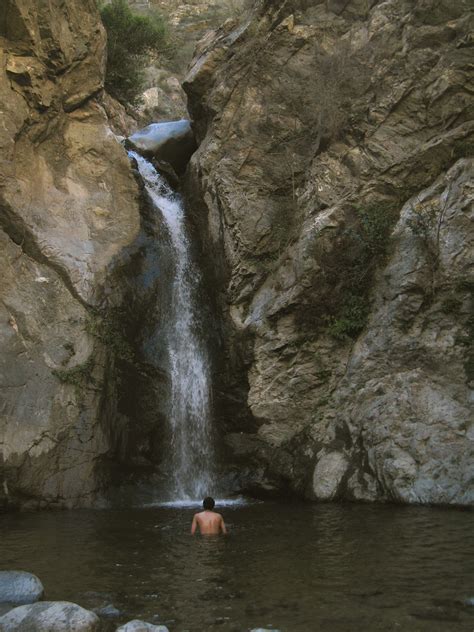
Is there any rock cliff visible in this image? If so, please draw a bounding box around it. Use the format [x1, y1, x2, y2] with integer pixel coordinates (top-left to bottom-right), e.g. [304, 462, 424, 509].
[0, 0, 142, 508]
[2, 0, 473, 509]
[184, 0, 474, 504]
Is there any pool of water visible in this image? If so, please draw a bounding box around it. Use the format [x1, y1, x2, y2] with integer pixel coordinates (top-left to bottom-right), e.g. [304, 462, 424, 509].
[1, 501, 473, 631]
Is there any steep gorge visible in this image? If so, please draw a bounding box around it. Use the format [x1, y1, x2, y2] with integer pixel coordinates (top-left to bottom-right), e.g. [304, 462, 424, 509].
[0, 0, 473, 510]
[183, 0, 474, 504]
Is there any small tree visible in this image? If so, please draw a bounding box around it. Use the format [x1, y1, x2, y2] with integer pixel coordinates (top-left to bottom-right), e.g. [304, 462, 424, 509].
[100, 0, 167, 106]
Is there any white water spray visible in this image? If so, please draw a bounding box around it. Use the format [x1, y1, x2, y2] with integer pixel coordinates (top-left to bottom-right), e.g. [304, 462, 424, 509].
[130, 151, 214, 500]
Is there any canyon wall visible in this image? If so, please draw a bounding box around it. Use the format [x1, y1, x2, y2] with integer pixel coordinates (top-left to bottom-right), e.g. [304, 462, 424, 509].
[1, 0, 473, 509]
[0, 0, 143, 508]
[184, 0, 474, 504]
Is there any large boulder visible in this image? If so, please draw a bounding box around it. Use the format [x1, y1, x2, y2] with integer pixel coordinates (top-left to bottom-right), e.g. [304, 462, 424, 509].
[116, 621, 169, 632]
[0, 571, 44, 605]
[0, 601, 100, 631]
[312, 452, 349, 501]
[126, 120, 196, 174]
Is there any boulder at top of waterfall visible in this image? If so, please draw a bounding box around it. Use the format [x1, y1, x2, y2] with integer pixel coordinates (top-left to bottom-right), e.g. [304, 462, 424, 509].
[0, 601, 100, 631]
[126, 120, 196, 174]
[0, 571, 44, 605]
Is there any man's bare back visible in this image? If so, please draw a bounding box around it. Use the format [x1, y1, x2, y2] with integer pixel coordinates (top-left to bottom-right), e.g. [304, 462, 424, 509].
[191, 497, 227, 535]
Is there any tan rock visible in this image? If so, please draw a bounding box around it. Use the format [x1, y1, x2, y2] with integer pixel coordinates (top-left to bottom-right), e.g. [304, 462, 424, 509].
[0, 0, 141, 508]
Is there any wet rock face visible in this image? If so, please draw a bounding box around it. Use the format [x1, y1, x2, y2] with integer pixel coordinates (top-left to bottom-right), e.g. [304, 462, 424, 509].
[184, 0, 474, 504]
[0, 0, 141, 508]
[127, 120, 197, 174]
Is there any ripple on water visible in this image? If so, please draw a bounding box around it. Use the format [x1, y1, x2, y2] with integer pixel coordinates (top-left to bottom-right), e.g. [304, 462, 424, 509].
[143, 497, 254, 509]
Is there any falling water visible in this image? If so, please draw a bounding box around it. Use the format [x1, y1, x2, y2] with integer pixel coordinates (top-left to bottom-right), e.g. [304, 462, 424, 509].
[130, 151, 214, 500]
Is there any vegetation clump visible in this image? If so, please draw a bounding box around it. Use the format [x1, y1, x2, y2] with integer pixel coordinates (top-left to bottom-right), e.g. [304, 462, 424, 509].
[52, 357, 97, 392]
[297, 203, 398, 342]
[100, 0, 168, 105]
[85, 306, 136, 365]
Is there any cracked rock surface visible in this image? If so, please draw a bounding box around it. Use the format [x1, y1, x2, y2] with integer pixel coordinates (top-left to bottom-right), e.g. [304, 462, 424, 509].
[184, 0, 474, 504]
[0, 0, 141, 508]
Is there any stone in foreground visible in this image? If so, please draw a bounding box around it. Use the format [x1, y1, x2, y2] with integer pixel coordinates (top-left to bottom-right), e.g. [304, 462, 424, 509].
[116, 621, 169, 632]
[0, 601, 100, 631]
[0, 571, 44, 605]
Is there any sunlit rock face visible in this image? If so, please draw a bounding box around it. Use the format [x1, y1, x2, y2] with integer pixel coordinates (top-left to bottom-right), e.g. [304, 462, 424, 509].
[184, 0, 474, 504]
[0, 0, 141, 508]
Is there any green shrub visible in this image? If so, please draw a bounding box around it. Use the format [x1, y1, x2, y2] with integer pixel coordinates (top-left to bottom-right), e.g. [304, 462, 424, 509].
[355, 205, 397, 259]
[100, 0, 167, 105]
[296, 203, 398, 342]
[326, 293, 370, 341]
[86, 306, 136, 365]
[52, 357, 97, 393]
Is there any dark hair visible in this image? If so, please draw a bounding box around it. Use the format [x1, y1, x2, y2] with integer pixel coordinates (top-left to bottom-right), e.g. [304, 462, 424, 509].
[203, 497, 215, 510]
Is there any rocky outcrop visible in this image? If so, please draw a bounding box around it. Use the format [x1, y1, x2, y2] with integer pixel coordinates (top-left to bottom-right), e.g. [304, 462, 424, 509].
[0, 0, 142, 508]
[184, 0, 474, 504]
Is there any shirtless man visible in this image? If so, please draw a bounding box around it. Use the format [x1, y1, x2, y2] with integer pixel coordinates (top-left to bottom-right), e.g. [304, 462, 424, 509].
[191, 497, 227, 535]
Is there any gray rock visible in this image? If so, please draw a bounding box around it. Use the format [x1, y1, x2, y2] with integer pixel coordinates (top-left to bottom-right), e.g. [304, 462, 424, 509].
[93, 603, 121, 617]
[312, 452, 349, 500]
[184, 0, 474, 505]
[116, 621, 169, 632]
[0, 601, 100, 631]
[127, 120, 196, 174]
[0, 571, 44, 605]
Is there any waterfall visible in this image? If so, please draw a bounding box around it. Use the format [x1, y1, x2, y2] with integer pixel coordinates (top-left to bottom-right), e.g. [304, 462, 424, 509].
[130, 151, 214, 501]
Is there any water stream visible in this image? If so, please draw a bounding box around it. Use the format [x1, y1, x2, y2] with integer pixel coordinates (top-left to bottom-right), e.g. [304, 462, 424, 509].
[130, 152, 214, 501]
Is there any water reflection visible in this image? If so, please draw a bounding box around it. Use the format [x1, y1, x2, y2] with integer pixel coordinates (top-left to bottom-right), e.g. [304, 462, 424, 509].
[1, 502, 473, 631]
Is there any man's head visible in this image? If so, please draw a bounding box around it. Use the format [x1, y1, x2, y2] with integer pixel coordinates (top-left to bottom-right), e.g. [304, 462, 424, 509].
[203, 496, 215, 510]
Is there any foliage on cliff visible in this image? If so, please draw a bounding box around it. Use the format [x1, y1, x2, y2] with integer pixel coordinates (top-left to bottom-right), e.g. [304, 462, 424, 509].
[100, 0, 167, 105]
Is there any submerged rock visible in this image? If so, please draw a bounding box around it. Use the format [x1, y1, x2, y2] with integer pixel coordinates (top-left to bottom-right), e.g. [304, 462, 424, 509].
[93, 603, 121, 617]
[0, 601, 100, 631]
[0, 571, 44, 605]
[116, 621, 169, 632]
[126, 120, 196, 174]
